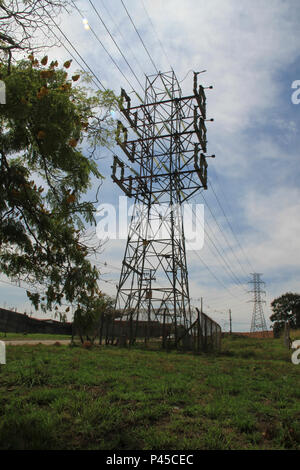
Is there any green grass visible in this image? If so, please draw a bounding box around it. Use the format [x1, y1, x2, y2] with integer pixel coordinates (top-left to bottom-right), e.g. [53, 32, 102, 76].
[0, 332, 72, 341]
[0, 335, 299, 450]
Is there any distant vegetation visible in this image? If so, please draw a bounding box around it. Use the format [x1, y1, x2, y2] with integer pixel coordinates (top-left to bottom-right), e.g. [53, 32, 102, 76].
[270, 292, 300, 337]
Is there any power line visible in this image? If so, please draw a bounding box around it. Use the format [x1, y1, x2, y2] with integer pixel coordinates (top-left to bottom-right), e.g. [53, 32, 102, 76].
[0, 277, 71, 308]
[45, 9, 106, 91]
[140, 0, 171, 70]
[190, 196, 248, 293]
[208, 175, 255, 273]
[96, 128, 246, 296]
[88, 11, 250, 293]
[91, 176, 248, 295]
[49, 0, 146, 146]
[190, 249, 245, 302]
[71, 1, 140, 95]
[112, 5, 251, 299]
[92, 204, 247, 300]
[89, 4, 255, 290]
[46, 7, 250, 307]
[200, 190, 251, 279]
[98, 0, 146, 77]
[120, 0, 159, 74]
[83, 12, 247, 295]
[88, 0, 144, 92]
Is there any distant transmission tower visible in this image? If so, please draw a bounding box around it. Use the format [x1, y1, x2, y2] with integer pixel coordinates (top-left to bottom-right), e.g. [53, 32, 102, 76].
[112, 70, 214, 343]
[249, 273, 267, 334]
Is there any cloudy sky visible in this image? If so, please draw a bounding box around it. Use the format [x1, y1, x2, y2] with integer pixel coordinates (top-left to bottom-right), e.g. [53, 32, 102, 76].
[1, 0, 300, 332]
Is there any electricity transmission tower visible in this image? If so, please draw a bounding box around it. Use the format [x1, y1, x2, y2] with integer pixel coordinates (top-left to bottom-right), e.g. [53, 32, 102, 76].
[249, 273, 268, 334]
[112, 70, 214, 343]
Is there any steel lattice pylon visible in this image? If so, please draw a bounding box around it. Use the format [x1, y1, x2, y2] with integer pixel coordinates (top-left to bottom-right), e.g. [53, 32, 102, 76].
[112, 70, 214, 344]
[249, 273, 268, 333]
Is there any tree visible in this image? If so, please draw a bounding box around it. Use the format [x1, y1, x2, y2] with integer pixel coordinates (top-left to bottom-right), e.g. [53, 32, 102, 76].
[0, 56, 119, 312]
[73, 293, 119, 344]
[0, 1, 73, 69]
[270, 292, 300, 331]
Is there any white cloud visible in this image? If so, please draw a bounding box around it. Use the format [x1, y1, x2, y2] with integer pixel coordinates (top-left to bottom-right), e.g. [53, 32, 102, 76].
[244, 186, 300, 272]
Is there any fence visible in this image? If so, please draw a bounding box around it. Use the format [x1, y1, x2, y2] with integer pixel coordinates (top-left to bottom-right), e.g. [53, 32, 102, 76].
[0, 305, 221, 352]
[0, 308, 72, 335]
[97, 307, 221, 352]
[176, 308, 222, 352]
[97, 317, 174, 346]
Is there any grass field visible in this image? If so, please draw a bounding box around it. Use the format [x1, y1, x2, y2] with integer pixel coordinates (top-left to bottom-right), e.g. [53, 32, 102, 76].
[0, 332, 72, 341]
[0, 334, 299, 450]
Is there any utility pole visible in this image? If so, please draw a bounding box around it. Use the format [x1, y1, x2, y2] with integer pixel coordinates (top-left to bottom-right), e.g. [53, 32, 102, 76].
[249, 273, 267, 335]
[229, 308, 232, 335]
[112, 70, 214, 344]
[197, 297, 203, 353]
